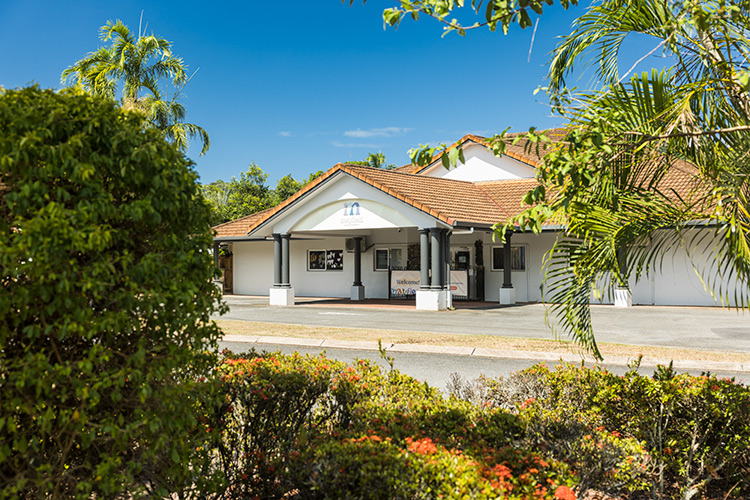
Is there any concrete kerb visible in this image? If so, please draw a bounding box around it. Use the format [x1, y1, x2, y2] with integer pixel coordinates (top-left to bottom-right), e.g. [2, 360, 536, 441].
[221, 335, 750, 374]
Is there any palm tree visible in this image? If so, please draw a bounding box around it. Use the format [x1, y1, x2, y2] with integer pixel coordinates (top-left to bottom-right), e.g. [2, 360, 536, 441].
[516, 0, 750, 356]
[62, 19, 209, 155]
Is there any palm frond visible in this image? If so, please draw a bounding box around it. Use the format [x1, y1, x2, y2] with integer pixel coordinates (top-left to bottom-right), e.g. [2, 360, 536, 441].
[60, 18, 209, 156]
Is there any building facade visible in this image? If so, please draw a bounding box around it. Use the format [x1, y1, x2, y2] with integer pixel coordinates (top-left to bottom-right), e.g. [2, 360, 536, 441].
[213, 134, 732, 309]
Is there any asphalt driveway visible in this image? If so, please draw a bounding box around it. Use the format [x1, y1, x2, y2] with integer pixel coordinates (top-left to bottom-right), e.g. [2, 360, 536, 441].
[214, 296, 750, 354]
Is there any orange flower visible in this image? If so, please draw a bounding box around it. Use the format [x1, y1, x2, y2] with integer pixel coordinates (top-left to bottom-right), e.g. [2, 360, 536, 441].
[491, 464, 512, 480]
[555, 485, 576, 500]
[405, 437, 438, 455]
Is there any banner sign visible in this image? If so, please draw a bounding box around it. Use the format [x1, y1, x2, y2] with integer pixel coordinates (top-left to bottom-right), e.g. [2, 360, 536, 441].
[390, 271, 420, 298]
[390, 270, 469, 298]
[449, 270, 469, 297]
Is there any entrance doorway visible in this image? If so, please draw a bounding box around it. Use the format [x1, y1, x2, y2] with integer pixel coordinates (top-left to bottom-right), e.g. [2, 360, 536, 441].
[455, 250, 470, 270]
[219, 249, 233, 294]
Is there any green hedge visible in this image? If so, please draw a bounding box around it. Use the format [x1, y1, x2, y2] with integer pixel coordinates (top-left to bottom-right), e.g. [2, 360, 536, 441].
[0, 87, 224, 499]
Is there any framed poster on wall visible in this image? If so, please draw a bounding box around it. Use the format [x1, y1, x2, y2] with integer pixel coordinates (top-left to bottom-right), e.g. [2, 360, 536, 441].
[308, 250, 326, 270]
[326, 250, 343, 270]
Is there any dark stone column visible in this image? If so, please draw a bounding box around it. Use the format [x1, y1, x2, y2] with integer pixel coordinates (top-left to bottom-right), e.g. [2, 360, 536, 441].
[443, 230, 451, 289]
[502, 230, 513, 289]
[281, 233, 291, 288]
[430, 228, 442, 290]
[419, 228, 430, 290]
[353, 236, 363, 286]
[273, 234, 282, 288]
[213, 241, 220, 270]
[616, 247, 628, 289]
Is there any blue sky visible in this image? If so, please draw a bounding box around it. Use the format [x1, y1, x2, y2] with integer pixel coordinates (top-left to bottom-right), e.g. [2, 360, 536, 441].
[1, 1, 663, 185]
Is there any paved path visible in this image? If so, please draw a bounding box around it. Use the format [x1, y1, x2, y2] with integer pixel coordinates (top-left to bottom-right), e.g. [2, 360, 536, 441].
[216, 295, 750, 353]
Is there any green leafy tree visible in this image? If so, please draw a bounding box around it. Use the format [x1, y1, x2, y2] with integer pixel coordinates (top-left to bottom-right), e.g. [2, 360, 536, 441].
[201, 179, 233, 226]
[305, 169, 326, 184]
[348, 151, 398, 169]
[0, 87, 224, 498]
[371, 0, 750, 357]
[225, 163, 275, 221]
[273, 174, 305, 204]
[205, 168, 325, 225]
[61, 19, 209, 155]
[272, 170, 326, 204]
[507, 0, 750, 357]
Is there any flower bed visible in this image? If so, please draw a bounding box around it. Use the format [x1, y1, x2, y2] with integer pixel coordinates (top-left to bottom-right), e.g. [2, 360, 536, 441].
[195, 350, 749, 499]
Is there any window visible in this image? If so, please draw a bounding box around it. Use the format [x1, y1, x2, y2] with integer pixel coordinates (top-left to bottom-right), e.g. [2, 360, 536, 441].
[375, 249, 389, 271]
[491, 246, 526, 271]
[375, 247, 405, 271]
[308, 249, 343, 271]
[390, 248, 404, 268]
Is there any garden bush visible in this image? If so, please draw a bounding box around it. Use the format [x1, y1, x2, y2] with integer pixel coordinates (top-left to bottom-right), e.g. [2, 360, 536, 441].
[290, 434, 578, 500]
[456, 362, 750, 499]
[210, 350, 356, 497]
[0, 87, 224, 499]
[209, 350, 578, 499]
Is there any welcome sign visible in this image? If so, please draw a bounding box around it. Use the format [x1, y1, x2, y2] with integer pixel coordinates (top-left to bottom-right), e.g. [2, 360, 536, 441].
[390, 271, 469, 298]
[390, 271, 421, 298]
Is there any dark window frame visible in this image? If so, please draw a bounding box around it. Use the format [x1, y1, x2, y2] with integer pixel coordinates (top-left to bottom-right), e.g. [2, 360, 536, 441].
[491, 246, 526, 271]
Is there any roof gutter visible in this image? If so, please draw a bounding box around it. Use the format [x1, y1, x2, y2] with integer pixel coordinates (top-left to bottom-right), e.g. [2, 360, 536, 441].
[213, 236, 268, 242]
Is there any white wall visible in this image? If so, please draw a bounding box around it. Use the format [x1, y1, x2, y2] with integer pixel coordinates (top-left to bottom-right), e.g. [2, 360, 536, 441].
[421, 144, 536, 182]
[232, 229, 419, 299]
[647, 231, 742, 307]
[478, 231, 557, 303]
[232, 241, 274, 295]
[522, 229, 740, 307]
[231, 228, 743, 307]
[268, 175, 441, 236]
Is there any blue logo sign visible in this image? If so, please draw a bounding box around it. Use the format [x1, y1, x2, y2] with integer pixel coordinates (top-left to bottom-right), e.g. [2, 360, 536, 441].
[343, 202, 360, 216]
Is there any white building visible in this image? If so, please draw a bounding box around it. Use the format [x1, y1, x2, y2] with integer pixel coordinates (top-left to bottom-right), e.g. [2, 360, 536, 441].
[212, 133, 731, 310]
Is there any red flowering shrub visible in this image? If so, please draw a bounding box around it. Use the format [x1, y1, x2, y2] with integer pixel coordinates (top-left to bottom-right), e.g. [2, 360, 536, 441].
[205, 351, 577, 499]
[289, 432, 577, 499]
[472, 362, 750, 499]
[209, 350, 348, 498]
[201, 351, 749, 499]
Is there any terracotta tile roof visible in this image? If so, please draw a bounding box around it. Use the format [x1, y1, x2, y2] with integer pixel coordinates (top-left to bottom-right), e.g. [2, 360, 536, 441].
[390, 164, 417, 173]
[475, 178, 541, 219]
[241, 164, 346, 234]
[212, 131, 707, 239]
[336, 164, 511, 226]
[239, 164, 515, 236]
[212, 207, 275, 238]
[657, 158, 703, 203]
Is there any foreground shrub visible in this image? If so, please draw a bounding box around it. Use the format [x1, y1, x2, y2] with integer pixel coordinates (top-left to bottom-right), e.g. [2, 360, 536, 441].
[211, 350, 354, 498]
[456, 362, 750, 499]
[0, 87, 224, 499]
[210, 351, 579, 499]
[291, 434, 577, 500]
[201, 350, 749, 499]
